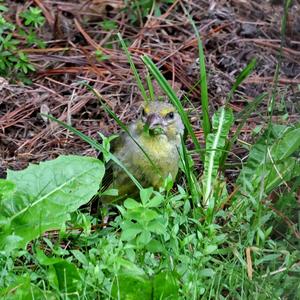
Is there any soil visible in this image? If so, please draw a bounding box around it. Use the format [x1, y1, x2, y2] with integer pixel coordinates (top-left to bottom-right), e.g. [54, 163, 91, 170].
[1, 0, 300, 178]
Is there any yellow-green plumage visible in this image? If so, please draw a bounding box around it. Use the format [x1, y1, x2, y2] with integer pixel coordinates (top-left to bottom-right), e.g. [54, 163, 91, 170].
[101, 101, 184, 203]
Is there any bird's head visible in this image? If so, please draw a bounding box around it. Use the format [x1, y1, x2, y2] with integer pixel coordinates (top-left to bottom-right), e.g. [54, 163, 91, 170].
[138, 101, 184, 140]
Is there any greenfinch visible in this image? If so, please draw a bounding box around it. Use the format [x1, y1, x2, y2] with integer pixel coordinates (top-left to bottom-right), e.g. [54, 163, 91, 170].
[101, 101, 184, 203]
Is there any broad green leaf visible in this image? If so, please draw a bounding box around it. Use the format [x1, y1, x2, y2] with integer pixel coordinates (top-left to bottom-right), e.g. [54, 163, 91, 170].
[140, 209, 159, 222]
[147, 216, 167, 234]
[37, 246, 82, 292]
[111, 273, 152, 300]
[50, 260, 81, 293]
[0, 275, 56, 299]
[146, 239, 165, 253]
[204, 244, 218, 255]
[114, 257, 146, 276]
[152, 271, 180, 300]
[202, 107, 234, 206]
[124, 198, 141, 209]
[0, 155, 104, 250]
[36, 247, 62, 265]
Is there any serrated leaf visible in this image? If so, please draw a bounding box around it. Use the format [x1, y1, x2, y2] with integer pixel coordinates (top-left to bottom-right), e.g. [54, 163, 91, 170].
[236, 124, 300, 198]
[269, 127, 300, 161]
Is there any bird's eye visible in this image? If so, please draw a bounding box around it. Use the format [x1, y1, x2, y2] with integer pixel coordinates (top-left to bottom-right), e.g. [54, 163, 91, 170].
[166, 112, 174, 119]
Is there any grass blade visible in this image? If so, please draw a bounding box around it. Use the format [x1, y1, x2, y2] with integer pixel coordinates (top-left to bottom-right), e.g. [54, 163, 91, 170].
[117, 33, 148, 103]
[179, 136, 201, 206]
[184, 8, 211, 141]
[225, 59, 257, 106]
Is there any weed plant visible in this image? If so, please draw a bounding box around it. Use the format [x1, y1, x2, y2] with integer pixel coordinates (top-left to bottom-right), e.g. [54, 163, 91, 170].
[0, 3, 45, 81]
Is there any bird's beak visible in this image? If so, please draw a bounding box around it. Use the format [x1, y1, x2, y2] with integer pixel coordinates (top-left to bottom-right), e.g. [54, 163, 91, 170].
[146, 113, 163, 129]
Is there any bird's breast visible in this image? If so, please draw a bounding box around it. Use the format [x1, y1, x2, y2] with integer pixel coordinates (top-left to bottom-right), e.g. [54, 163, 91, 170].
[126, 134, 180, 187]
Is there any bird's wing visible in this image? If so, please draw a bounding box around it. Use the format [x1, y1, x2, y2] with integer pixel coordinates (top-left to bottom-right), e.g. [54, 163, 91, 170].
[98, 131, 127, 192]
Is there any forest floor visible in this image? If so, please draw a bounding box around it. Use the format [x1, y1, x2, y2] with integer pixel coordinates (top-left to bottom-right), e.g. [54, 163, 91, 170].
[1, 0, 300, 175]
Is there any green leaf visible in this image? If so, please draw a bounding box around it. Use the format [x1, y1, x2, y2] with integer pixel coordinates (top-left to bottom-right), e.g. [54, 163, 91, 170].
[50, 260, 81, 293]
[140, 209, 159, 222]
[115, 257, 146, 276]
[0, 275, 56, 299]
[146, 193, 164, 208]
[124, 198, 141, 209]
[101, 20, 117, 30]
[198, 268, 215, 278]
[112, 273, 152, 300]
[269, 127, 300, 161]
[36, 248, 62, 265]
[204, 244, 218, 255]
[121, 221, 143, 241]
[140, 187, 153, 205]
[264, 157, 300, 194]
[0, 179, 15, 199]
[147, 218, 166, 234]
[202, 107, 234, 206]
[71, 249, 89, 266]
[236, 124, 300, 198]
[136, 230, 151, 245]
[219, 93, 267, 168]
[0, 155, 104, 250]
[146, 239, 165, 252]
[153, 271, 180, 300]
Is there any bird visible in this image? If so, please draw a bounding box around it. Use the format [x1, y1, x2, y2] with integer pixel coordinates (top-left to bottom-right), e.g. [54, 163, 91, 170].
[100, 100, 184, 203]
